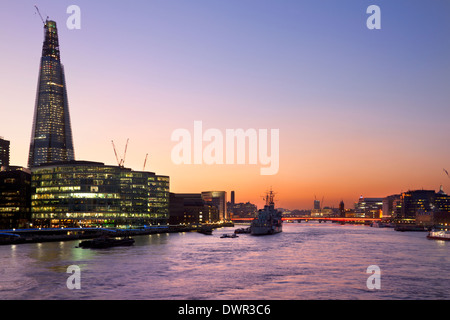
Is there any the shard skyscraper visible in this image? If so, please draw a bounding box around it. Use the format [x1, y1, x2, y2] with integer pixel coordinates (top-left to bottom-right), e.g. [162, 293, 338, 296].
[28, 19, 75, 168]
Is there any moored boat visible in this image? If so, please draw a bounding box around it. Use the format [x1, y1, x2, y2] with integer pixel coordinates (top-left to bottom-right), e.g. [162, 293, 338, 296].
[250, 189, 282, 236]
[197, 225, 213, 235]
[79, 236, 135, 249]
[234, 227, 251, 234]
[427, 230, 450, 241]
[394, 225, 426, 232]
[220, 233, 238, 238]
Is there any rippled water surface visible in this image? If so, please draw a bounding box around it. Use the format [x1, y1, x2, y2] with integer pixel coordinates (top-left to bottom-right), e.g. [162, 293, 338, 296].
[1, 223, 450, 300]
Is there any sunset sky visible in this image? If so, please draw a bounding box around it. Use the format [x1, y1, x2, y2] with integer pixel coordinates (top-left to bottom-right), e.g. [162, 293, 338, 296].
[1, 0, 450, 210]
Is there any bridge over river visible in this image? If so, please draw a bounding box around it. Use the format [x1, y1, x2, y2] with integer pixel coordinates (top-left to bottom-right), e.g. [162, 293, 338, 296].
[231, 217, 381, 224]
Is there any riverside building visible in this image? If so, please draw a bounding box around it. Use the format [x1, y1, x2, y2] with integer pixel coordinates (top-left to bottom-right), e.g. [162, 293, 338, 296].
[355, 196, 383, 218]
[169, 193, 219, 225]
[201, 191, 227, 221]
[31, 161, 169, 228]
[0, 166, 32, 229]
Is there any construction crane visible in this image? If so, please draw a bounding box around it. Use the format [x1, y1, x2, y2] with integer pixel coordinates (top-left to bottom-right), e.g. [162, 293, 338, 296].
[122, 138, 129, 167]
[111, 139, 129, 168]
[143, 153, 149, 171]
[34, 5, 47, 25]
[111, 141, 121, 167]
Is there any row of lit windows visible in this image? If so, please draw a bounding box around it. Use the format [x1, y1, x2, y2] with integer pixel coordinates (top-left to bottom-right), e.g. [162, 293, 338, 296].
[33, 176, 168, 187]
[32, 213, 163, 219]
[33, 192, 121, 200]
[31, 206, 121, 213]
[0, 207, 20, 212]
[35, 186, 81, 193]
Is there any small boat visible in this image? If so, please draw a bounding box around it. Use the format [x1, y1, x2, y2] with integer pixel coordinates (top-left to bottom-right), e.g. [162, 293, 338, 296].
[427, 230, 450, 241]
[220, 233, 238, 238]
[79, 237, 135, 249]
[394, 225, 426, 232]
[197, 226, 213, 235]
[234, 227, 251, 234]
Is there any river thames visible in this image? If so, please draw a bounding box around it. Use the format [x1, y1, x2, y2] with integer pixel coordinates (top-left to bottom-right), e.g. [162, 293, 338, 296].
[1, 222, 449, 300]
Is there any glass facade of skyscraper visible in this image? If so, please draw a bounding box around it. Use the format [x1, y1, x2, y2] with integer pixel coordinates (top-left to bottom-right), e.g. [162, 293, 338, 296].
[31, 161, 169, 228]
[28, 20, 75, 168]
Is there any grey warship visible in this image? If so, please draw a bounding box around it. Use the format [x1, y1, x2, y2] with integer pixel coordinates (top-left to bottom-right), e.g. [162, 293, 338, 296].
[250, 190, 282, 235]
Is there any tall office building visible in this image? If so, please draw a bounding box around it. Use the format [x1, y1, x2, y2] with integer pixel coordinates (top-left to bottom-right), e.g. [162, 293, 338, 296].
[339, 200, 345, 218]
[355, 196, 383, 218]
[382, 194, 401, 218]
[0, 137, 10, 168]
[201, 191, 227, 221]
[313, 200, 321, 210]
[28, 20, 75, 168]
[169, 193, 219, 225]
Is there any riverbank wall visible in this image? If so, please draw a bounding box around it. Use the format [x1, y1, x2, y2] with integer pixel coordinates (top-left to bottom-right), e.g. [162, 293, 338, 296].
[0, 222, 234, 245]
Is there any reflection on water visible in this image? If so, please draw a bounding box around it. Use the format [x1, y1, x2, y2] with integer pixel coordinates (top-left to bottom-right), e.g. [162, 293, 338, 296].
[0, 223, 449, 300]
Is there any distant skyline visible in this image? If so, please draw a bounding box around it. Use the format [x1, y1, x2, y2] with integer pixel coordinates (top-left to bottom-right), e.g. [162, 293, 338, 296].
[1, 0, 450, 210]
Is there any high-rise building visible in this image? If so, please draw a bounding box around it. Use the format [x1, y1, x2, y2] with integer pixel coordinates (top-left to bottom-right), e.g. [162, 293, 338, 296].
[169, 193, 218, 225]
[339, 200, 345, 218]
[313, 199, 321, 210]
[434, 185, 450, 213]
[228, 190, 236, 217]
[382, 194, 401, 219]
[0, 137, 10, 168]
[399, 187, 450, 222]
[414, 186, 450, 227]
[400, 190, 435, 220]
[355, 196, 383, 218]
[28, 20, 75, 168]
[201, 191, 227, 221]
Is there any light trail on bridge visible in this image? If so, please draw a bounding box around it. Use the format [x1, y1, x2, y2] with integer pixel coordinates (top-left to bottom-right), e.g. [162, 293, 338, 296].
[231, 217, 381, 223]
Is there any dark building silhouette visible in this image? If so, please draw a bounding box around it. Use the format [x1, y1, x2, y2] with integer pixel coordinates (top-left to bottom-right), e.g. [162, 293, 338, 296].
[0, 138, 10, 168]
[339, 200, 345, 218]
[28, 19, 75, 168]
[400, 189, 436, 220]
[0, 167, 31, 229]
[314, 199, 320, 210]
[230, 190, 235, 216]
[227, 201, 258, 218]
[415, 186, 450, 228]
[169, 193, 218, 224]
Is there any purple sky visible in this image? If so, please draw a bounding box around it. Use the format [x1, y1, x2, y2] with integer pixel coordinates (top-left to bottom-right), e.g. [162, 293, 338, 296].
[1, 0, 450, 209]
